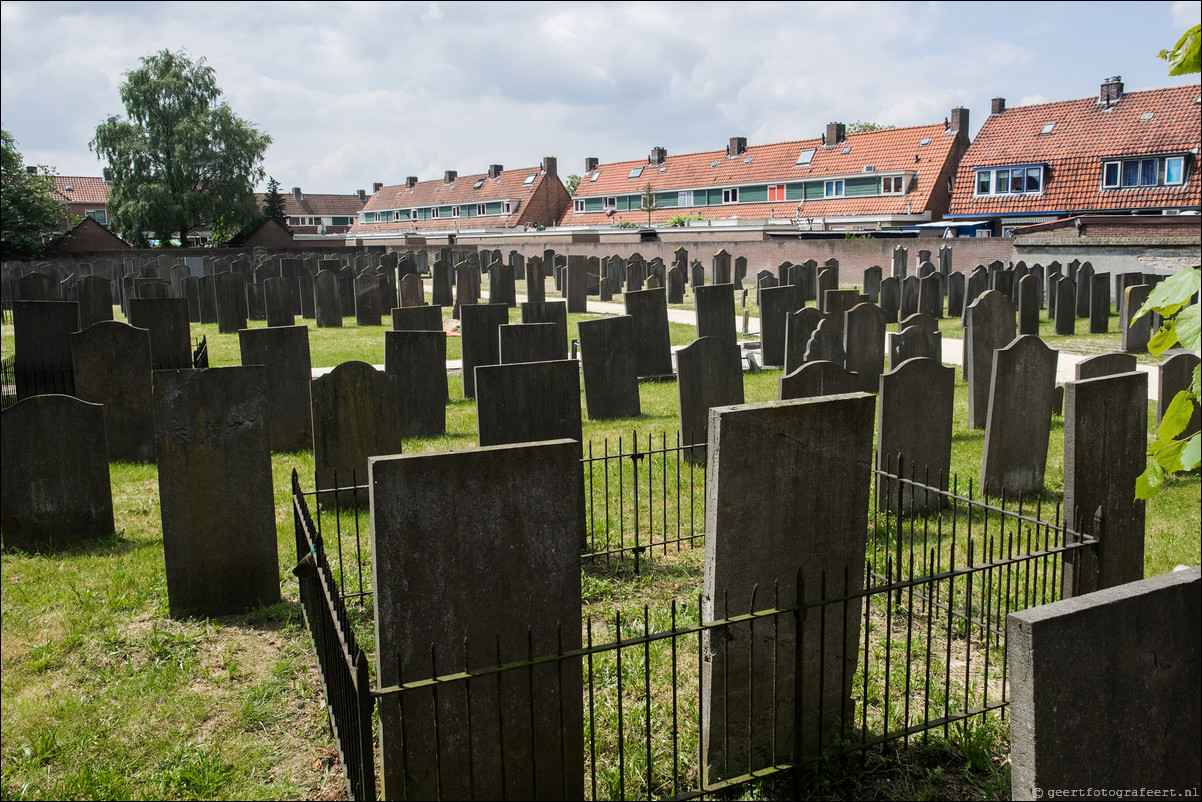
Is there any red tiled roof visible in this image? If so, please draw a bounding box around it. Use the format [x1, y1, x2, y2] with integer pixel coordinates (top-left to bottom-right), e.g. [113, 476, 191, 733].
[948, 84, 1202, 215]
[262, 191, 366, 217]
[50, 176, 110, 205]
[563, 122, 964, 225]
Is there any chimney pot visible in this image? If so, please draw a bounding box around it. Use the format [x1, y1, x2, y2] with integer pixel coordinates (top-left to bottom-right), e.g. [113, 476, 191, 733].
[488, 164, 503, 179]
[728, 137, 747, 156]
[542, 156, 558, 177]
[357, 189, 366, 202]
[949, 107, 970, 133]
[585, 157, 599, 173]
[372, 182, 383, 193]
[292, 187, 302, 200]
[991, 97, 1006, 115]
[824, 123, 846, 146]
[651, 146, 667, 164]
[1100, 75, 1124, 104]
[444, 170, 457, 184]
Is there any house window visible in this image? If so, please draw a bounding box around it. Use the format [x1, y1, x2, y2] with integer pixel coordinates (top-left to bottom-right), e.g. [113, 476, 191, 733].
[824, 180, 844, 198]
[574, 199, 586, 213]
[881, 176, 904, 194]
[767, 184, 786, 202]
[501, 201, 511, 214]
[85, 209, 108, 226]
[431, 208, 440, 219]
[523, 174, 536, 185]
[477, 204, 487, 216]
[378, 211, 393, 223]
[974, 165, 1043, 195]
[451, 206, 460, 217]
[722, 188, 739, 203]
[1102, 156, 1185, 189]
[678, 190, 693, 206]
[603, 196, 617, 210]
[1039, 122, 1056, 135]
[362, 212, 376, 223]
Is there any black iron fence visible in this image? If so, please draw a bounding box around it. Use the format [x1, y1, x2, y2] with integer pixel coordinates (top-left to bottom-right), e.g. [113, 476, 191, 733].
[291, 443, 1099, 801]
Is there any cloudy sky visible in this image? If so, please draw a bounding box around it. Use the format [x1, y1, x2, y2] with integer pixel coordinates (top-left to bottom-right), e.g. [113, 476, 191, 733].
[2, 1, 1198, 195]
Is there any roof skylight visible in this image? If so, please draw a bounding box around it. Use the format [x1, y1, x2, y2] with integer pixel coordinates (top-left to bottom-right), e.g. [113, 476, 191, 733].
[795, 148, 816, 165]
[658, 166, 667, 173]
[589, 172, 600, 182]
[710, 161, 720, 168]
[523, 174, 536, 185]
[473, 179, 485, 189]
[919, 138, 932, 146]
[1140, 112, 1155, 121]
[628, 166, 644, 178]
[1039, 122, 1056, 134]
[841, 147, 851, 154]
[743, 157, 752, 164]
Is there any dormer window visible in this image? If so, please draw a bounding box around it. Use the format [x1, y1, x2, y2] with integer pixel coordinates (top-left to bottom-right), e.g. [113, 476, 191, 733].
[824, 179, 844, 198]
[722, 187, 739, 203]
[1102, 155, 1185, 188]
[881, 176, 904, 194]
[974, 165, 1044, 196]
[476, 204, 487, 216]
[574, 199, 586, 213]
[768, 184, 786, 202]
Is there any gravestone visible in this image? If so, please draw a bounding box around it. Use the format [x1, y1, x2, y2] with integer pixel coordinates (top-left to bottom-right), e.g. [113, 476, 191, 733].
[245, 282, 266, 322]
[311, 362, 407, 501]
[888, 325, 942, 367]
[695, 284, 737, 346]
[499, 322, 562, 364]
[577, 315, 641, 420]
[917, 274, 942, 318]
[783, 306, 823, 376]
[1, 395, 115, 551]
[182, 276, 201, 322]
[938, 245, 952, 275]
[314, 270, 343, 327]
[565, 256, 588, 313]
[980, 336, 1058, 495]
[712, 249, 732, 285]
[213, 272, 247, 334]
[526, 257, 546, 304]
[900, 276, 919, 320]
[824, 289, 861, 340]
[1159, 351, 1201, 437]
[355, 271, 383, 326]
[76, 274, 114, 330]
[677, 337, 744, 461]
[1017, 274, 1039, 336]
[392, 304, 443, 332]
[1062, 372, 1147, 595]
[1075, 353, 1136, 381]
[432, 261, 454, 306]
[13, 300, 78, 398]
[128, 298, 192, 371]
[844, 302, 886, 394]
[779, 359, 859, 400]
[666, 264, 686, 304]
[263, 276, 294, 327]
[17, 271, 55, 301]
[460, 303, 510, 398]
[797, 260, 818, 304]
[491, 262, 517, 307]
[153, 367, 278, 618]
[877, 358, 953, 512]
[1075, 262, 1094, 318]
[627, 253, 646, 292]
[755, 270, 775, 307]
[520, 300, 569, 360]
[399, 273, 424, 307]
[370, 439, 583, 801]
[878, 276, 900, 324]
[624, 287, 673, 379]
[816, 267, 838, 313]
[1121, 285, 1152, 353]
[475, 360, 582, 448]
[965, 268, 989, 311]
[965, 290, 1017, 429]
[71, 321, 155, 462]
[703, 393, 875, 779]
[802, 317, 845, 365]
[891, 246, 907, 279]
[991, 269, 1014, 301]
[1053, 278, 1075, 335]
[898, 312, 937, 334]
[759, 284, 804, 367]
[863, 265, 882, 303]
[1089, 273, 1110, 333]
[238, 326, 314, 453]
[383, 330, 448, 433]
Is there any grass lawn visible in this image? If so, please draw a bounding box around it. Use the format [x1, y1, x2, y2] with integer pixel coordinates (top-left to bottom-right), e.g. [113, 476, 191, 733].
[1, 290, 1198, 800]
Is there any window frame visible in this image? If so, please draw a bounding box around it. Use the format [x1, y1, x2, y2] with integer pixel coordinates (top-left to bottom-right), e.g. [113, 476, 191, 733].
[880, 176, 904, 195]
[767, 183, 786, 202]
[824, 179, 844, 198]
[973, 165, 1044, 196]
[678, 190, 694, 207]
[721, 187, 739, 204]
[573, 199, 585, 213]
[85, 209, 108, 226]
[1102, 155, 1187, 190]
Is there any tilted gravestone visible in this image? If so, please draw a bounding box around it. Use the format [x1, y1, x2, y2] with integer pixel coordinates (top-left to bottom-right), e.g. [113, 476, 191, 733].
[783, 306, 823, 376]
[844, 302, 886, 394]
[153, 367, 278, 618]
[1158, 350, 1201, 437]
[965, 268, 989, 312]
[677, 336, 744, 461]
[778, 359, 859, 401]
[392, 305, 443, 332]
[520, 300, 569, 360]
[1, 395, 115, 552]
[965, 290, 1017, 429]
[759, 284, 804, 367]
[475, 360, 582, 448]
[695, 283, 737, 346]
[980, 336, 1058, 495]
[383, 330, 448, 433]
[624, 287, 673, 379]
[577, 315, 641, 420]
[499, 322, 562, 364]
[1075, 352, 1136, 381]
[71, 321, 155, 462]
[129, 297, 192, 371]
[314, 270, 343, 328]
[460, 303, 510, 398]
[370, 439, 584, 801]
[703, 393, 875, 780]
[13, 300, 78, 399]
[877, 357, 953, 513]
[239, 326, 313, 453]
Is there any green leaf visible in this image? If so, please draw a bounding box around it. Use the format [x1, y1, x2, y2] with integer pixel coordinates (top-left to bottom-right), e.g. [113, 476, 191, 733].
[1147, 324, 1179, 356]
[1160, 24, 1202, 76]
[1156, 391, 1196, 442]
[1173, 303, 1201, 353]
[1136, 459, 1165, 500]
[1192, 364, 1201, 398]
[1181, 432, 1202, 472]
[1153, 439, 1187, 472]
[1133, 267, 1200, 322]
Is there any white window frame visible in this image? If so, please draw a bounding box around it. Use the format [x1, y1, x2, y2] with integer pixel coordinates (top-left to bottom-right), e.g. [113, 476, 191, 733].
[476, 204, 486, 216]
[1165, 156, 1186, 185]
[824, 180, 844, 198]
[85, 209, 108, 226]
[431, 207, 440, 219]
[501, 200, 511, 214]
[722, 187, 739, 204]
[574, 199, 586, 213]
[603, 196, 617, 210]
[1102, 156, 1183, 189]
[795, 148, 816, 165]
[678, 190, 693, 207]
[974, 165, 1043, 196]
[767, 184, 785, 202]
[880, 176, 904, 194]
[450, 206, 460, 218]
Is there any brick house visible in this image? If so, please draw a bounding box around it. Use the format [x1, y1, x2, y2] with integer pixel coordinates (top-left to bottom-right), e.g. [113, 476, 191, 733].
[50, 172, 112, 227]
[347, 158, 572, 241]
[946, 77, 1202, 236]
[267, 186, 367, 238]
[559, 111, 971, 232]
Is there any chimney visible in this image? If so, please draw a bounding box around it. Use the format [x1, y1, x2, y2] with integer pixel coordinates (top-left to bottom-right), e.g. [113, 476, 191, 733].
[292, 186, 303, 200]
[1100, 75, 1124, 105]
[585, 157, 599, 173]
[728, 137, 747, 156]
[488, 164, 503, 179]
[26, 166, 37, 174]
[357, 189, 366, 202]
[949, 107, 970, 133]
[991, 97, 1006, 115]
[542, 156, 557, 177]
[824, 123, 845, 146]
[373, 182, 383, 193]
[650, 146, 667, 164]
[406, 176, 418, 189]
[102, 167, 113, 183]
[444, 170, 457, 184]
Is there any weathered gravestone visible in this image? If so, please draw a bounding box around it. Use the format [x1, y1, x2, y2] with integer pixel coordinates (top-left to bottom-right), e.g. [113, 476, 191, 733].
[153, 368, 278, 618]
[1074, 262, 1094, 318]
[877, 276, 900, 324]
[965, 290, 1017, 429]
[392, 304, 443, 332]
[1159, 350, 1201, 437]
[778, 360, 859, 401]
[863, 265, 883, 303]
[491, 262, 517, 307]
[577, 315, 641, 420]
[703, 393, 875, 780]
[13, 300, 78, 398]
[626, 254, 646, 292]
[314, 270, 343, 328]
[844, 302, 886, 394]
[399, 273, 424, 307]
[677, 337, 744, 462]
[1121, 285, 1152, 353]
[624, 287, 673, 379]
[1007, 568, 1201, 802]
[666, 264, 686, 304]
[128, 297, 192, 371]
[460, 303, 510, 398]
[238, 326, 313, 452]
[526, 256, 546, 304]
[520, 300, 569, 360]
[891, 246, 908, 279]
[431, 261, 454, 306]
[712, 249, 732, 285]
[1017, 274, 1039, 336]
[354, 271, 383, 326]
[980, 336, 1058, 495]
[877, 358, 953, 512]
[695, 283, 736, 346]
[888, 325, 942, 367]
[499, 322, 562, 364]
[816, 267, 838, 313]
[311, 362, 407, 503]
[263, 277, 294, 327]
[900, 276, 919, 319]
[755, 270, 775, 307]
[946, 271, 965, 318]
[76, 274, 114, 330]
[1, 395, 114, 551]
[783, 306, 823, 376]
[1075, 352, 1136, 381]
[71, 321, 155, 462]
[1053, 278, 1075, 335]
[17, 271, 55, 301]
[213, 272, 247, 334]
[475, 360, 582, 448]
[1088, 273, 1110, 333]
[759, 284, 803, 367]
[1061, 371, 1147, 596]
[383, 330, 448, 433]
[370, 439, 584, 800]
[917, 273, 942, 318]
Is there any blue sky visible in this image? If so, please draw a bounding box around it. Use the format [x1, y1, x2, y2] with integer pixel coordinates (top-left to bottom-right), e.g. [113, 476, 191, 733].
[1, 1, 1198, 194]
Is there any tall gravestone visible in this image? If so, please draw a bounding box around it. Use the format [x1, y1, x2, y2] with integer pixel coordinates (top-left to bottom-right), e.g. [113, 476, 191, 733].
[759, 284, 803, 367]
[355, 271, 383, 326]
[844, 302, 885, 394]
[399, 273, 424, 307]
[863, 265, 882, 304]
[816, 267, 838, 314]
[520, 300, 569, 360]
[712, 249, 732, 285]
[129, 297, 192, 371]
[917, 274, 942, 318]
[525, 256, 546, 304]
[1089, 273, 1111, 333]
[877, 358, 953, 512]
[432, 261, 454, 306]
[491, 262, 517, 307]
[1121, 285, 1151, 352]
[1054, 278, 1075, 335]
[460, 303, 510, 398]
[153, 368, 278, 618]
[783, 306, 823, 376]
[1159, 351, 1201, 437]
[239, 326, 313, 453]
[213, 272, 247, 334]
[965, 290, 1017, 429]
[314, 270, 343, 328]
[624, 287, 673, 379]
[263, 276, 294, 327]
[370, 440, 584, 801]
[577, 316, 641, 420]
[878, 276, 900, 324]
[946, 271, 966, 318]
[564, 255, 588, 313]
[1, 395, 115, 551]
[13, 300, 78, 398]
[1017, 274, 1039, 336]
[980, 336, 1058, 495]
[76, 274, 114, 330]
[703, 393, 875, 780]
[695, 284, 736, 346]
[71, 321, 155, 462]
[383, 330, 448, 434]
[676, 337, 744, 461]
[475, 360, 582, 448]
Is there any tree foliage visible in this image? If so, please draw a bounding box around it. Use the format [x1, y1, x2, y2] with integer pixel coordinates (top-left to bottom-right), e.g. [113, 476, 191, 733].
[640, 182, 659, 226]
[261, 176, 290, 232]
[846, 121, 895, 134]
[90, 49, 271, 246]
[565, 174, 582, 195]
[1, 129, 74, 259]
[1158, 23, 1201, 75]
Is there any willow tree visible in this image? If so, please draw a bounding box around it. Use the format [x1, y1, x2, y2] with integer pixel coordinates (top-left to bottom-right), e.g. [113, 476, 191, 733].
[91, 49, 271, 246]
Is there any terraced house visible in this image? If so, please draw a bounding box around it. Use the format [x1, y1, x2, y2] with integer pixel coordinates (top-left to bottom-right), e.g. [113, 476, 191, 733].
[946, 77, 1202, 236]
[269, 186, 367, 239]
[347, 157, 572, 241]
[559, 109, 971, 233]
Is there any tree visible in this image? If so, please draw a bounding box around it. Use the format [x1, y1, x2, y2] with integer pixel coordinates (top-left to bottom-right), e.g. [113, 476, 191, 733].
[565, 174, 582, 195]
[1, 129, 74, 259]
[261, 176, 290, 232]
[639, 182, 659, 227]
[846, 121, 895, 134]
[91, 49, 271, 247]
